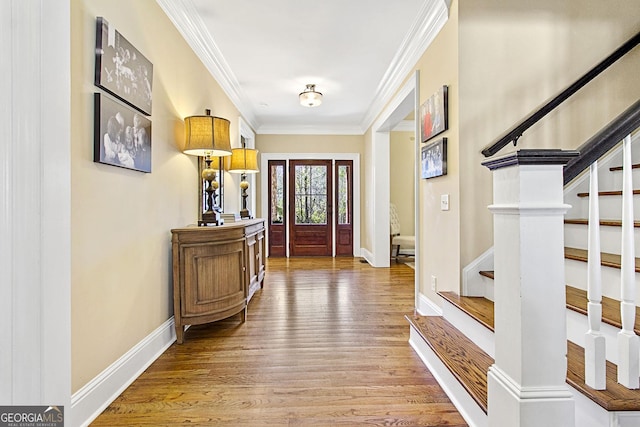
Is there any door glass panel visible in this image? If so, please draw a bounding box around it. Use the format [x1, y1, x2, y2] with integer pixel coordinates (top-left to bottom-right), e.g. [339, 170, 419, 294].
[294, 165, 327, 224]
[337, 164, 350, 225]
[270, 164, 284, 224]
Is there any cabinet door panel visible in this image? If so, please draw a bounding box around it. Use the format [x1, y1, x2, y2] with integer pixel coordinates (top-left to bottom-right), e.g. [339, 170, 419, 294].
[182, 241, 245, 317]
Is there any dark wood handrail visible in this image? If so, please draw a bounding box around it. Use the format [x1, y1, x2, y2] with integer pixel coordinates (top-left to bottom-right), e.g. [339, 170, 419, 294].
[563, 99, 640, 185]
[482, 31, 640, 158]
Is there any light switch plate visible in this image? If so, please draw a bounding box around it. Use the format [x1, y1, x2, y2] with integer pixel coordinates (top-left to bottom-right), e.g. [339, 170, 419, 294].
[441, 194, 449, 211]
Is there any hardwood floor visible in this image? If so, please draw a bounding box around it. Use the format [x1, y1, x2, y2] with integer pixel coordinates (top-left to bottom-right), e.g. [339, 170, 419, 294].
[91, 257, 467, 426]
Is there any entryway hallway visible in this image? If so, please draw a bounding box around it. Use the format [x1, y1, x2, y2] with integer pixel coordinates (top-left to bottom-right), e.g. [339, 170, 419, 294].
[91, 257, 466, 426]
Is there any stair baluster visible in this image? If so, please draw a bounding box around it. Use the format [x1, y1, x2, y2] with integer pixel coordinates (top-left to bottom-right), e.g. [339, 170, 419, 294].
[585, 161, 607, 390]
[618, 134, 640, 389]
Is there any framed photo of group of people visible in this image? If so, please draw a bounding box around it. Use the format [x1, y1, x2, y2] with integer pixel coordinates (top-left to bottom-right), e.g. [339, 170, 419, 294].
[93, 16, 153, 173]
[420, 85, 448, 179]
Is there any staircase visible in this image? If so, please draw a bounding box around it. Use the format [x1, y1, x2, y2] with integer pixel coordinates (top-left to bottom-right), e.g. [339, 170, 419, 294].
[407, 140, 640, 427]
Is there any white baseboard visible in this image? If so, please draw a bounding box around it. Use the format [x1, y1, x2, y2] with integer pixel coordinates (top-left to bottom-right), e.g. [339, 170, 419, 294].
[360, 247, 374, 265]
[71, 317, 176, 427]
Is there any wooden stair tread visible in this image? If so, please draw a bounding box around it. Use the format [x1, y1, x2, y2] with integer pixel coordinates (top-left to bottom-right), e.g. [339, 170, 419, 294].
[577, 189, 640, 197]
[406, 314, 491, 413]
[564, 218, 640, 227]
[439, 291, 495, 331]
[479, 270, 495, 280]
[564, 247, 640, 272]
[609, 163, 640, 172]
[565, 285, 640, 335]
[474, 273, 640, 334]
[424, 295, 640, 411]
[567, 341, 640, 411]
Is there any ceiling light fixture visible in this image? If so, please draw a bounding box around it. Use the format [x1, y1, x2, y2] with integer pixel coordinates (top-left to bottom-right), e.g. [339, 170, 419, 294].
[299, 84, 323, 107]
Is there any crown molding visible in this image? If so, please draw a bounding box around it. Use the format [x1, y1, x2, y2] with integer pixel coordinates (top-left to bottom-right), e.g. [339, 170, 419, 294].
[158, 0, 449, 136]
[256, 124, 364, 136]
[359, 0, 450, 133]
[156, 0, 260, 130]
[392, 120, 416, 132]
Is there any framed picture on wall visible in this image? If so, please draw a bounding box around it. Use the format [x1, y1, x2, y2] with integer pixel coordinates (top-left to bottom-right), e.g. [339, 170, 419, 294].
[95, 17, 153, 115]
[94, 93, 152, 173]
[421, 137, 447, 179]
[421, 85, 448, 142]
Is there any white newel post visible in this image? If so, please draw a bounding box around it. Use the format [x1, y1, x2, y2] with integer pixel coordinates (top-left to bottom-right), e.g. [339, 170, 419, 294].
[483, 150, 579, 427]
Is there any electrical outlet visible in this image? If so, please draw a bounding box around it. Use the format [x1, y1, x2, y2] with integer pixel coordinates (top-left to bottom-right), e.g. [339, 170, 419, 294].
[441, 194, 449, 211]
[431, 275, 437, 291]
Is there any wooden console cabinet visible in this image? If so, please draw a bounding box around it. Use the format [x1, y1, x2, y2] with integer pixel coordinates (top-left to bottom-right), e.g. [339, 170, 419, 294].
[171, 219, 265, 343]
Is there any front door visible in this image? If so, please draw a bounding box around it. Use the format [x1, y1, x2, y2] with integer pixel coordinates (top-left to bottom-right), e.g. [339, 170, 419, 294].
[289, 160, 332, 256]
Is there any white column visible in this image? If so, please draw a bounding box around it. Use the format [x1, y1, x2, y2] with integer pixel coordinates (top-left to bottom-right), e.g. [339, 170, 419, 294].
[618, 134, 639, 389]
[585, 161, 606, 390]
[0, 0, 71, 411]
[484, 150, 578, 427]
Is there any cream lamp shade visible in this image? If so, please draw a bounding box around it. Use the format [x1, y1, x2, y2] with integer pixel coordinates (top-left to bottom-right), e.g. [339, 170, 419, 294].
[183, 110, 231, 226]
[227, 148, 259, 174]
[183, 113, 232, 157]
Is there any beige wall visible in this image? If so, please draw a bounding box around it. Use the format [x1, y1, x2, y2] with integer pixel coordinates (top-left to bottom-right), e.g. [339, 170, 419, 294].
[390, 131, 416, 235]
[364, 0, 639, 304]
[70, 0, 243, 392]
[458, 0, 640, 269]
[414, 1, 460, 299]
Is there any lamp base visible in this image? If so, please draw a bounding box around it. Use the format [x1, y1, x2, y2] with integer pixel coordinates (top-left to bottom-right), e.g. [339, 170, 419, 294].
[199, 210, 222, 226]
[240, 209, 252, 219]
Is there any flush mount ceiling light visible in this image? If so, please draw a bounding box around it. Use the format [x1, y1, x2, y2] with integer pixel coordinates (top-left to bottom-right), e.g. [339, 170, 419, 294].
[299, 84, 323, 107]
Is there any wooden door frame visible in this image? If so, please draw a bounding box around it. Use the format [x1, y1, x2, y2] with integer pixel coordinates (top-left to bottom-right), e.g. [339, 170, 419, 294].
[260, 153, 360, 258]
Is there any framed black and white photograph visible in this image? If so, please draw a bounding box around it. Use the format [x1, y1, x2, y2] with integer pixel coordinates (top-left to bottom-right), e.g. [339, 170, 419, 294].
[421, 85, 448, 142]
[94, 93, 152, 173]
[95, 17, 153, 115]
[421, 137, 447, 179]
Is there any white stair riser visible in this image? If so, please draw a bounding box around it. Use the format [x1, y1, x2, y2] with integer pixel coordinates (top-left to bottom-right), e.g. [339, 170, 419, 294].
[571, 196, 640, 220]
[564, 259, 640, 302]
[564, 223, 640, 254]
[567, 309, 624, 365]
[442, 299, 495, 358]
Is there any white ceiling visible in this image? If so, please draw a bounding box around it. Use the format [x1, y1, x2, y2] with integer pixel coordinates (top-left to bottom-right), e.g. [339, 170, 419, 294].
[158, 0, 449, 134]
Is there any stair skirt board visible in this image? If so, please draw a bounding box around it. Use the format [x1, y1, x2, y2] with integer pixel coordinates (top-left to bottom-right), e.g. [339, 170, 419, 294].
[570, 386, 640, 427]
[462, 246, 494, 299]
[417, 292, 443, 316]
[408, 325, 488, 427]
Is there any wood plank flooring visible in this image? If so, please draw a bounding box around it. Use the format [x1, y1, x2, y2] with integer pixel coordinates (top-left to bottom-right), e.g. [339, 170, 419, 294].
[90, 257, 467, 427]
